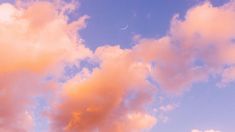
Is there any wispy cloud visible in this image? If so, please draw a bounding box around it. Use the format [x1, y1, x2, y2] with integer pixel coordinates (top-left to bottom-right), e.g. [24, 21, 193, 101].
[192, 129, 221, 132]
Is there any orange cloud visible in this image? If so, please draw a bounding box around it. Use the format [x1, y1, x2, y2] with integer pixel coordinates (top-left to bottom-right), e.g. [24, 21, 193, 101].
[0, 1, 91, 73]
[49, 46, 156, 131]
[0, 1, 91, 131]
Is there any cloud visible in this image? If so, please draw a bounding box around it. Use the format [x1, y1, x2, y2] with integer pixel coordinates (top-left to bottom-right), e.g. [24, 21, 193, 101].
[159, 104, 176, 112]
[0, 1, 91, 131]
[133, 1, 235, 92]
[49, 45, 156, 131]
[192, 129, 221, 132]
[219, 66, 235, 87]
[0, 1, 92, 73]
[0, 72, 50, 131]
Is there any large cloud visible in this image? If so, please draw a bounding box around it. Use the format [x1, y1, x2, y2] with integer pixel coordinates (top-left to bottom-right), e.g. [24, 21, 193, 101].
[133, 1, 235, 92]
[49, 46, 156, 131]
[0, 1, 91, 131]
[0, 2, 91, 73]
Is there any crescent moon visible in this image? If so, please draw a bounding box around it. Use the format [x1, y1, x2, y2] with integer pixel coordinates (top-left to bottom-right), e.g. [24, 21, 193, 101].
[120, 25, 129, 30]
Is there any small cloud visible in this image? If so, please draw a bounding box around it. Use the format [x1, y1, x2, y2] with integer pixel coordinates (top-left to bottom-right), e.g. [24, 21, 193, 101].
[132, 34, 142, 41]
[191, 129, 221, 132]
[159, 104, 177, 112]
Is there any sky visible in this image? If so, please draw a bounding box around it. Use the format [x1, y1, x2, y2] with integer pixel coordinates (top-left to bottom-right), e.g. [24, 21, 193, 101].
[0, 0, 235, 132]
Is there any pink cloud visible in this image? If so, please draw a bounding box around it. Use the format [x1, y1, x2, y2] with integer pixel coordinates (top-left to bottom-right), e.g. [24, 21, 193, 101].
[49, 45, 156, 131]
[133, 1, 235, 92]
[0, 1, 91, 73]
[0, 1, 91, 131]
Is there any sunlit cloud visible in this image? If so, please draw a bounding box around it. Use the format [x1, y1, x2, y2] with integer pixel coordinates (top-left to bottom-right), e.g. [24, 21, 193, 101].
[0, 1, 91, 131]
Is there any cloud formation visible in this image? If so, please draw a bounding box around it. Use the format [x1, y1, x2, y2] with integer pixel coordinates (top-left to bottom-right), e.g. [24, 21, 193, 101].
[0, 1, 90, 131]
[1, 0, 235, 131]
[50, 45, 156, 131]
[133, 1, 235, 92]
[51, 1, 235, 131]
[0, 2, 91, 73]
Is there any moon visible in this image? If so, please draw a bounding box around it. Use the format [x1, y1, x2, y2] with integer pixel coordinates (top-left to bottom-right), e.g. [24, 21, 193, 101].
[120, 25, 129, 30]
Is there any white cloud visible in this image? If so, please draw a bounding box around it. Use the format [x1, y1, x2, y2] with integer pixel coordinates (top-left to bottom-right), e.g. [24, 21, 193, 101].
[159, 104, 177, 112]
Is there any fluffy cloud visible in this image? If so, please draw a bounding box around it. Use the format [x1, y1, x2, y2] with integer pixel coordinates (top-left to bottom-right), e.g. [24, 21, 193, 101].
[0, 2, 91, 73]
[49, 46, 156, 131]
[0, 1, 91, 131]
[133, 1, 235, 92]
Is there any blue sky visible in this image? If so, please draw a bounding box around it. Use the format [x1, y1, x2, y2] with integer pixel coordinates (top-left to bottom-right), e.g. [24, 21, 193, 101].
[77, 0, 192, 49]
[76, 0, 229, 49]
